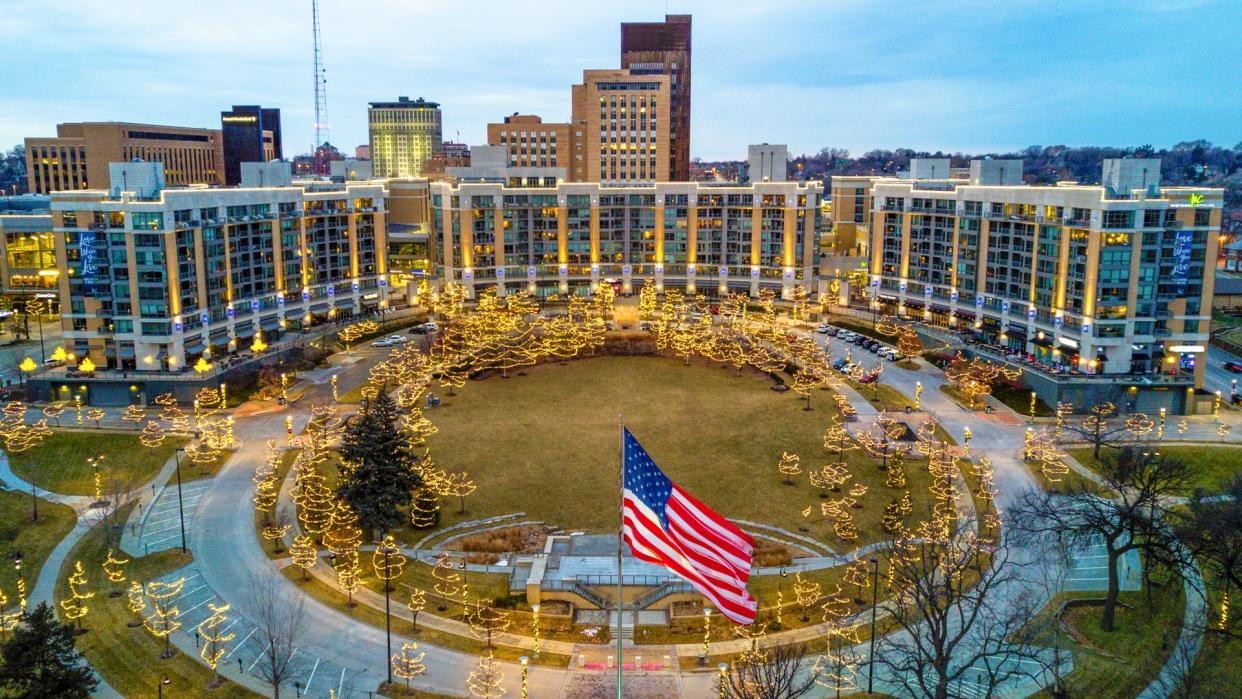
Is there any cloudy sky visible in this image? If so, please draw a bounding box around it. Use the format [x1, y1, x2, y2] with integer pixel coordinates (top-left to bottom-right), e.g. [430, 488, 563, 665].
[3, 0, 1239, 160]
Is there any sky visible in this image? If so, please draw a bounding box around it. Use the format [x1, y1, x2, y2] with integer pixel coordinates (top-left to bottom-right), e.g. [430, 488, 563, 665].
[2, 0, 1240, 161]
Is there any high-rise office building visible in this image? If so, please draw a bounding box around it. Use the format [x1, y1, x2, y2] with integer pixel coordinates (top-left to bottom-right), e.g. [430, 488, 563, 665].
[220, 105, 282, 185]
[25, 122, 224, 193]
[570, 69, 671, 185]
[487, 115, 573, 171]
[621, 14, 691, 181]
[368, 97, 443, 178]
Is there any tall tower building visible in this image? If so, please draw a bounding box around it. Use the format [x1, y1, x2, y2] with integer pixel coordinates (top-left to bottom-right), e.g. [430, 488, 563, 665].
[367, 97, 443, 178]
[621, 14, 691, 181]
[570, 69, 671, 185]
[221, 105, 282, 185]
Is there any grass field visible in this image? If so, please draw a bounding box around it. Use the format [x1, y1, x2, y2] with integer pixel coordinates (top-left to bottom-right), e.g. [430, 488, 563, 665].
[56, 503, 259, 698]
[1029, 576, 1184, 699]
[11, 431, 187, 496]
[1068, 445, 1242, 494]
[421, 356, 938, 548]
[0, 489, 75, 595]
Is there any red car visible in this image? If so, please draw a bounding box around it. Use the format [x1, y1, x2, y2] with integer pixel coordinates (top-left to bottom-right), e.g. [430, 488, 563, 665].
[1225, 361, 1242, 373]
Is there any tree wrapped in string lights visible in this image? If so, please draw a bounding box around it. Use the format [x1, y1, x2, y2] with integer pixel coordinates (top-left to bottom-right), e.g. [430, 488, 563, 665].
[467, 651, 505, 698]
[101, 548, 129, 597]
[943, 352, 1022, 409]
[252, 443, 281, 523]
[197, 602, 236, 679]
[809, 462, 852, 497]
[372, 535, 407, 592]
[466, 598, 513, 649]
[777, 452, 801, 485]
[793, 572, 822, 622]
[42, 402, 66, 427]
[391, 641, 427, 693]
[126, 580, 145, 627]
[407, 588, 426, 632]
[121, 404, 145, 426]
[335, 552, 363, 608]
[139, 420, 166, 448]
[439, 471, 477, 515]
[638, 281, 657, 323]
[289, 535, 319, 581]
[60, 560, 95, 630]
[144, 576, 186, 658]
[431, 554, 464, 612]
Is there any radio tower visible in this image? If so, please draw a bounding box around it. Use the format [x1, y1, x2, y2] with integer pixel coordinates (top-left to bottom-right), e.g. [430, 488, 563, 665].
[311, 0, 330, 175]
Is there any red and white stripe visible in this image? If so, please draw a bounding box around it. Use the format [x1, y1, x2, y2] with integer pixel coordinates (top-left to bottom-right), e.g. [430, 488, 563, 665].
[623, 485, 757, 625]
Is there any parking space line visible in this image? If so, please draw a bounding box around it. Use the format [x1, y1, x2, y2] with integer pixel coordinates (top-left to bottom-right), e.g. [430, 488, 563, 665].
[226, 627, 256, 658]
[304, 656, 321, 692]
[248, 640, 274, 671]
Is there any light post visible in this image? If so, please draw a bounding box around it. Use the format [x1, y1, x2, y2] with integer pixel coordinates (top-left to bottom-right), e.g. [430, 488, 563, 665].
[1029, 390, 1037, 422]
[718, 662, 729, 698]
[914, 381, 923, 410]
[281, 373, 289, 402]
[14, 551, 23, 616]
[1232, 379, 1238, 400]
[963, 426, 972, 452]
[285, 415, 294, 444]
[519, 655, 529, 699]
[379, 536, 396, 689]
[158, 674, 170, 698]
[531, 603, 541, 657]
[701, 607, 712, 666]
[173, 448, 187, 554]
[1214, 390, 1222, 420]
[330, 374, 339, 402]
[1158, 407, 1167, 440]
[868, 556, 879, 695]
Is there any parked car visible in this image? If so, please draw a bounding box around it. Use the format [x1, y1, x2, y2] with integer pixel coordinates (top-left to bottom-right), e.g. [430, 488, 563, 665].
[409, 325, 427, 334]
[422, 322, 439, 332]
[878, 347, 895, 359]
[854, 335, 867, 346]
[374, 335, 407, 347]
[1224, 361, 1242, 373]
[859, 373, 878, 384]
[827, 327, 839, 337]
[832, 357, 848, 370]
[816, 324, 832, 334]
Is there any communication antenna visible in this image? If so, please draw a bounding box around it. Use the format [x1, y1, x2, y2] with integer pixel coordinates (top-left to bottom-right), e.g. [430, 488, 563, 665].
[312, 0, 330, 173]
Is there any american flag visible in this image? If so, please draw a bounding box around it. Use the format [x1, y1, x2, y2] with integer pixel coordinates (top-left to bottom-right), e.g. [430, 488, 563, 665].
[621, 428, 757, 625]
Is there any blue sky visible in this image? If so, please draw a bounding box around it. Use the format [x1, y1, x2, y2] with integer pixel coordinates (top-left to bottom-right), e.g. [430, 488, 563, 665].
[2, 0, 1239, 160]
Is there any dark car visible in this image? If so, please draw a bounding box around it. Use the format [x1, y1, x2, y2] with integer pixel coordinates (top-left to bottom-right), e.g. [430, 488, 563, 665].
[409, 326, 428, 334]
[854, 335, 866, 345]
[1225, 361, 1242, 373]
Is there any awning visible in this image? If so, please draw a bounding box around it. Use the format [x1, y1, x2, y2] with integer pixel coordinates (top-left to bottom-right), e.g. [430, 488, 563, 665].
[310, 302, 330, 312]
[119, 346, 136, 359]
[184, 337, 206, 354]
[1032, 335, 1054, 347]
[209, 329, 229, 342]
[334, 298, 353, 308]
[261, 316, 281, 331]
[956, 310, 976, 320]
[930, 304, 950, 313]
[235, 325, 256, 340]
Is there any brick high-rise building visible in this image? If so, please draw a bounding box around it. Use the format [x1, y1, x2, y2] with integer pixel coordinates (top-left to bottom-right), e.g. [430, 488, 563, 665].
[25, 122, 224, 193]
[570, 69, 671, 185]
[621, 14, 691, 181]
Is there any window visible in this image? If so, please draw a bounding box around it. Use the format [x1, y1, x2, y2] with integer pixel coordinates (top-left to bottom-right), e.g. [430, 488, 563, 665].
[1194, 209, 1211, 227]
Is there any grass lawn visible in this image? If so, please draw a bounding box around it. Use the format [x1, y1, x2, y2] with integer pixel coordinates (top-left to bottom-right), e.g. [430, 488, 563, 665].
[56, 503, 259, 698]
[841, 378, 911, 412]
[173, 448, 234, 486]
[0, 489, 75, 595]
[1029, 577, 1184, 699]
[1020, 459, 1110, 497]
[420, 356, 938, 549]
[1068, 445, 1242, 494]
[11, 431, 187, 496]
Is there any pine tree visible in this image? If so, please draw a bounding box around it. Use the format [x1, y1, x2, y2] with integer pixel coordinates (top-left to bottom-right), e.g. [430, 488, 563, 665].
[337, 390, 422, 536]
[0, 602, 98, 698]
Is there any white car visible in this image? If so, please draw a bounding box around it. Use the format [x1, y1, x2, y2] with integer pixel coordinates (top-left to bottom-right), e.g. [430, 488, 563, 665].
[816, 324, 832, 333]
[373, 335, 407, 348]
[422, 322, 439, 332]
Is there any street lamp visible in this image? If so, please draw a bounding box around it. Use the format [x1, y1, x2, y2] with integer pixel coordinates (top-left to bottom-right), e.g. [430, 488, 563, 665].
[963, 426, 972, 450]
[868, 557, 879, 695]
[914, 381, 923, 410]
[173, 448, 187, 554]
[1214, 390, 1222, 420]
[530, 603, 541, 656]
[378, 537, 397, 689]
[701, 607, 712, 665]
[519, 655, 529, 699]
[718, 662, 729, 698]
[158, 674, 170, 698]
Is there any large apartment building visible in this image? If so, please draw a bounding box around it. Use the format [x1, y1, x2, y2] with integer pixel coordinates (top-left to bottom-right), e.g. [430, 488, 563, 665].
[570, 69, 671, 185]
[368, 97, 443, 179]
[48, 162, 392, 385]
[862, 158, 1222, 412]
[621, 14, 692, 182]
[425, 180, 821, 300]
[25, 122, 224, 193]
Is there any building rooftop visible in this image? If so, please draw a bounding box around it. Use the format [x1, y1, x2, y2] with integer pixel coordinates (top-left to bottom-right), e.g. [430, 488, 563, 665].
[368, 96, 440, 109]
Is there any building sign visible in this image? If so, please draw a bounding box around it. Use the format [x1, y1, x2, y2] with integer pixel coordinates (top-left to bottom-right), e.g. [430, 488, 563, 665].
[1171, 228, 1194, 292]
[78, 229, 105, 293]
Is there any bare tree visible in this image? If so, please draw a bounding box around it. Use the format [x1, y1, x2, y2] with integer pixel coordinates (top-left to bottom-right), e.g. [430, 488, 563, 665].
[872, 521, 1044, 699]
[1059, 401, 1130, 459]
[1011, 447, 1191, 631]
[718, 642, 820, 699]
[244, 574, 307, 699]
[1178, 475, 1242, 638]
[1150, 605, 1215, 698]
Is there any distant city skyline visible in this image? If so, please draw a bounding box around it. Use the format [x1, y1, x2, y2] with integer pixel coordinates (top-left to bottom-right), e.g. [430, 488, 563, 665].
[2, 0, 1240, 161]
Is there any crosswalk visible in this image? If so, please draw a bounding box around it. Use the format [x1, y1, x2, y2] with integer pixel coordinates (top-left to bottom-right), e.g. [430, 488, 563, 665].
[150, 568, 374, 698]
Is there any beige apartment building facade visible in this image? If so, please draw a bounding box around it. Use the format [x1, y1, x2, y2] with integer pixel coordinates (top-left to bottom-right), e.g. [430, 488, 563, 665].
[25, 122, 224, 194]
[570, 69, 671, 185]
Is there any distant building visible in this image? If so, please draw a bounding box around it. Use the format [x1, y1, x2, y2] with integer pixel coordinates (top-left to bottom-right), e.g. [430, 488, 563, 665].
[746, 144, 787, 183]
[441, 142, 470, 160]
[487, 115, 572, 172]
[0, 213, 58, 305]
[368, 97, 443, 178]
[329, 158, 374, 182]
[355, 145, 371, 160]
[220, 105, 282, 185]
[570, 69, 671, 185]
[621, 14, 692, 181]
[444, 145, 564, 185]
[25, 122, 223, 193]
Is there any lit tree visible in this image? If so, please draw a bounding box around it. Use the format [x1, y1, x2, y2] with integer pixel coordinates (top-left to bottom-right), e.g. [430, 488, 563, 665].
[466, 598, 513, 649]
[0, 588, 19, 640]
[896, 326, 923, 358]
[809, 463, 851, 496]
[410, 487, 441, 530]
[391, 641, 427, 693]
[440, 471, 478, 514]
[85, 408, 105, 429]
[842, 558, 870, 604]
[42, 403, 66, 427]
[881, 500, 904, 533]
[292, 456, 334, 539]
[822, 417, 859, 472]
[793, 572, 822, 622]
[1062, 402, 1129, 460]
[143, 577, 186, 658]
[466, 651, 505, 698]
[885, 451, 908, 489]
[252, 445, 281, 523]
[777, 452, 801, 485]
[289, 535, 319, 582]
[943, 352, 1022, 409]
[323, 500, 362, 559]
[335, 551, 363, 608]
[638, 281, 657, 323]
[372, 534, 407, 592]
[432, 554, 464, 611]
[139, 420, 166, 448]
[834, 509, 858, 543]
[197, 602, 236, 679]
[857, 410, 906, 472]
[262, 509, 293, 554]
[101, 549, 129, 597]
[407, 588, 426, 632]
[59, 561, 95, 631]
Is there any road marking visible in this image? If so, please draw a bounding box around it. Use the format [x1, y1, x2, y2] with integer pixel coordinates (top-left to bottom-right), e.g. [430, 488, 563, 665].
[304, 656, 321, 692]
[248, 640, 274, 671]
[226, 627, 256, 658]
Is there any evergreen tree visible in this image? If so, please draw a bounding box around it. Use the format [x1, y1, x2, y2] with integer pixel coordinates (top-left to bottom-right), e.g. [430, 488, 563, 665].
[0, 602, 98, 698]
[337, 389, 422, 536]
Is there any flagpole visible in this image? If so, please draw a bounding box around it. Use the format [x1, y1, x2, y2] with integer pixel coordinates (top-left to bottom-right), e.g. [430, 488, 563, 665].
[617, 414, 624, 699]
